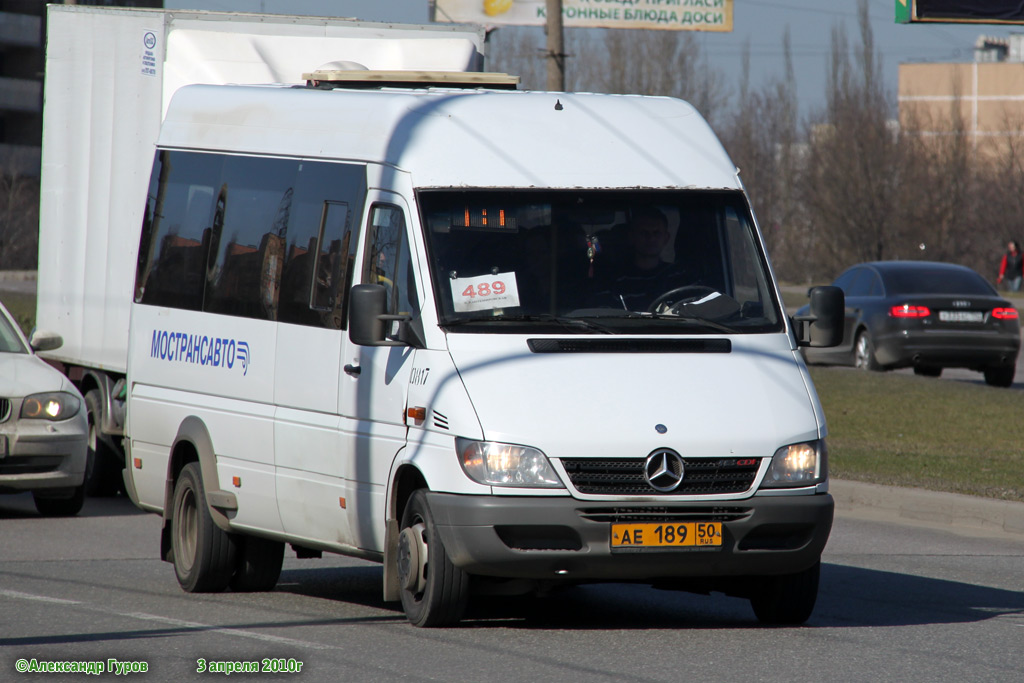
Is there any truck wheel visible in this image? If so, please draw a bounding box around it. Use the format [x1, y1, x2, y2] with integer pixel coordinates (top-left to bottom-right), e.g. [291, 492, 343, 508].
[84, 389, 122, 497]
[749, 560, 820, 625]
[397, 490, 469, 627]
[984, 366, 1015, 388]
[230, 536, 284, 592]
[171, 462, 236, 592]
[33, 485, 85, 517]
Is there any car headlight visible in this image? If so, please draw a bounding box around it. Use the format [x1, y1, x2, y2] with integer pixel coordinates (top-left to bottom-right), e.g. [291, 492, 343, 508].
[20, 392, 82, 421]
[761, 440, 827, 488]
[456, 438, 564, 488]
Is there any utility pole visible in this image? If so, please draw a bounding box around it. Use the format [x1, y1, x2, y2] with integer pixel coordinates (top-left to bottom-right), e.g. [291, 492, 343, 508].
[545, 0, 565, 91]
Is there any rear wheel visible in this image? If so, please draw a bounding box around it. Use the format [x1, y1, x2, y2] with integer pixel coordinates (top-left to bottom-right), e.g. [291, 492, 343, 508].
[33, 485, 85, 517]
[984, 365, 1015, 388]
[171, 462, 236, 592]
[397, 490, 469, 627]
[854, 331, 881, 371]
[913, 365, 942, 378]
[84, 389, 123, 497]
[230, 536, 284, 592]
[750, 560, 820, 625]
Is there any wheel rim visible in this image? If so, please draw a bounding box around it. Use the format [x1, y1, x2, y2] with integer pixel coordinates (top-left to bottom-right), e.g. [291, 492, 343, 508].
[85, 411, 98, 482]
[397, 523, 428, 595]
[174, 486, 198, 573]
[855, 335, 869, 369]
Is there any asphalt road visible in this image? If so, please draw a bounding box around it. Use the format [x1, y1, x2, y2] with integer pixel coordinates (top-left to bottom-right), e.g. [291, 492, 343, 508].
[1, 493, 1022, 682]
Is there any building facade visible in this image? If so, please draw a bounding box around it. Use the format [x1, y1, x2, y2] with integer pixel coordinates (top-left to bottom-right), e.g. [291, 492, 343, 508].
[899, 34, 1024, 158]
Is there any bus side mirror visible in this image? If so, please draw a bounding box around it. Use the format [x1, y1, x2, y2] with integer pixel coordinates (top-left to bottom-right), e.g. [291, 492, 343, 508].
[795, 286, 844, 348]
[349, 284, 409, 347]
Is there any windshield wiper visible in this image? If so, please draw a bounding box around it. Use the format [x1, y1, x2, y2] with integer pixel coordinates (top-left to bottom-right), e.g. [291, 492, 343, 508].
[442, 314, 614, 334]
[641, 312, 739, 333]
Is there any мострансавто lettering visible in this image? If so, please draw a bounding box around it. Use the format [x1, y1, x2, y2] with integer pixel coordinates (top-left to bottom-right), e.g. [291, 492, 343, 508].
[150, 330, 251, 375]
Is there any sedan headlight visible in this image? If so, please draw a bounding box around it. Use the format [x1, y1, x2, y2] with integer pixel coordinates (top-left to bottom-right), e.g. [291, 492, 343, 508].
[761, 440, 827, 488]
[456, 438, 564, 488]
[20, 392, 82, 421]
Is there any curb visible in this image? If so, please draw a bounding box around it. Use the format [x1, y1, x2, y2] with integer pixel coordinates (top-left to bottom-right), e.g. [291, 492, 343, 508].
[830, 479, 1024, 539]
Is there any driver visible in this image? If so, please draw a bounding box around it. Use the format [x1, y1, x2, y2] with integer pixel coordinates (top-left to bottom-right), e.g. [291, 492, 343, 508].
[595, 207, 692, 311]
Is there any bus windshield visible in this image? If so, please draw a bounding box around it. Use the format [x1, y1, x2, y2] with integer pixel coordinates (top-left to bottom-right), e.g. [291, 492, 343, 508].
[418, 189, 782, 335]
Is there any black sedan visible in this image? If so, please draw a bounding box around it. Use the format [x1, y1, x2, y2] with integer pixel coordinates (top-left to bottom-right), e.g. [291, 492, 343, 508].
[798, 261, 1021, 387]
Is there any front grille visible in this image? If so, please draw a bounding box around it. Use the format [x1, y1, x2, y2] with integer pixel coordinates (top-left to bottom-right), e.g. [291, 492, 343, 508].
[0, 398, 10, 422]
[578, 506, 752, 524]
[0, 456, 64, 476]
[561, 457, 760, 495]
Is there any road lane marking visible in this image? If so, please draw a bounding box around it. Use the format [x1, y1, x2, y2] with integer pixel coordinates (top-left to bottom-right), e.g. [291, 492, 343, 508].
[0, 589, 335, 650]
[122, 611, 336, 650]
[0, 589, 81, 606]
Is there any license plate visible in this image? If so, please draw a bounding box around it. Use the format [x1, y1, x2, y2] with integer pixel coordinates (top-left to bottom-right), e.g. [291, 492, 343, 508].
[611, 522, 722, 549]
[0, 434, 6, 457]
[938, 310, 983, 323]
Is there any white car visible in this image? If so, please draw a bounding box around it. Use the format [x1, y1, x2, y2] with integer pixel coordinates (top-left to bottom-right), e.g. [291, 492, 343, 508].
[0, 300, 88, 515]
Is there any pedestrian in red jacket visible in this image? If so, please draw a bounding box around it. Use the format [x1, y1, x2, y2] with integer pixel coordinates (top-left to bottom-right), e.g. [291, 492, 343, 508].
[997, 240, 1024, 292]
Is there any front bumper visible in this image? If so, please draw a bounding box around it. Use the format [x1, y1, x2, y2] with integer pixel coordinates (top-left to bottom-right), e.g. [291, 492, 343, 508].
[427, 491, 833, 581]
[0, 417, 88, 493]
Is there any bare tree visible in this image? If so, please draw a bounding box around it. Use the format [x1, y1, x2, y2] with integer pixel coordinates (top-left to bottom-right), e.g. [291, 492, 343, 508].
[721, 29, 800, 276]
[800, 0, 904, 279]
[577, 28, 728, 126]
[488, 26, 727, 127]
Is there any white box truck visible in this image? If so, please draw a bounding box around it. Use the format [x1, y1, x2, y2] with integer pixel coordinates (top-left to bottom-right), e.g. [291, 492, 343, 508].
[34, 5, 485, 495]
[123, 67, 846, 626]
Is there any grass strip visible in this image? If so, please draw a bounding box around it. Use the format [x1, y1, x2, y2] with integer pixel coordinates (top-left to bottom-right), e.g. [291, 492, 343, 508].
[810, 366, 1024, 502]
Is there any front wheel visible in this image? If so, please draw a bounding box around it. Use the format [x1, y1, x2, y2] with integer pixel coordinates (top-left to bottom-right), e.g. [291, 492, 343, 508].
[854, 331, 881, 371]
[397, 490, 469, 627]
[984, 365, 1015, 388]
[171, 462, 236, 593]
[749, 560, 820, 625]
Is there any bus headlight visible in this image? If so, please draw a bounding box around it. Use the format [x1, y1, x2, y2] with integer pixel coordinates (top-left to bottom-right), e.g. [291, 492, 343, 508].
[761, 440, 827, 488]
[456, 438, 564, 488]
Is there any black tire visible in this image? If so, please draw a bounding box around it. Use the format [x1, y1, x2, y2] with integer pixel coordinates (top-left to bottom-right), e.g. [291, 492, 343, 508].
[984, 365, 1015, 388]
[397, 490, 469, 627]
[171, 462, 236, 593]
[853, 331, 882, 371]
[750, 560, 820, 626]
[230, 536, 284, 592]
[33, 485, 85, 517]
[913, 365, 942, 378]
[84, 389, 123, 497]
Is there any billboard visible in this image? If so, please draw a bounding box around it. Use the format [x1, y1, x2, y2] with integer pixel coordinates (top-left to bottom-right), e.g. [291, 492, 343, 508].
[896, 0, 1024, 24]
[433, 0, 733, 32]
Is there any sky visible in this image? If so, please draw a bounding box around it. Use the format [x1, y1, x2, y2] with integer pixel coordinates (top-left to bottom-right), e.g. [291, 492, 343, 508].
[165, 0, 1023, 118]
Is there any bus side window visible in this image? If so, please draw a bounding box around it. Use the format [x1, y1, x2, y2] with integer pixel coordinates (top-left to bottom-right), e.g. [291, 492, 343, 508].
[278, 163, 364, 329]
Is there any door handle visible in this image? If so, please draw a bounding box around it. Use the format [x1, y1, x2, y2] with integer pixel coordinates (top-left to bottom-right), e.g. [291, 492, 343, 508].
[344, 364, 361, 376]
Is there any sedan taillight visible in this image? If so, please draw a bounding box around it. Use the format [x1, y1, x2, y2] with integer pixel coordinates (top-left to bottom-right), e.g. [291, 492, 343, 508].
[992, 307, 1019, 320]
[890, 304, 931, 318]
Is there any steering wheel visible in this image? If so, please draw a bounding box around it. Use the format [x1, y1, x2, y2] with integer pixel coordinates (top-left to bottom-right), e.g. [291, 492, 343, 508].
[647, 285, 718, 313]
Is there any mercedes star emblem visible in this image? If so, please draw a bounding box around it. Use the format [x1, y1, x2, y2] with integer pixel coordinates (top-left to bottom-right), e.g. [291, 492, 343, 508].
[644, 449, 685, 492]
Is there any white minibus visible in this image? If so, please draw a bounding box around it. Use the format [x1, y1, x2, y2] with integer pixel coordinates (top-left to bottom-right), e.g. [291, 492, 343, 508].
[125, 71, 844, 627]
